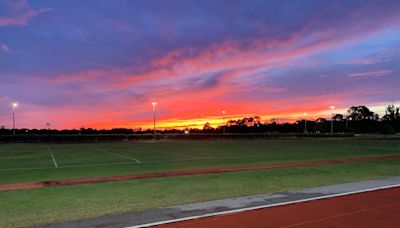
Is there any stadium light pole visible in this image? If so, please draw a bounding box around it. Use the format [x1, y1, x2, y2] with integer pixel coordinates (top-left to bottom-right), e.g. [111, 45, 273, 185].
[330, 105, 335, 135]
[12, 102, 18, 136]
[304, 112, 308, 133]
[152, 101, 157, 139]
[222, 110, 226, 134]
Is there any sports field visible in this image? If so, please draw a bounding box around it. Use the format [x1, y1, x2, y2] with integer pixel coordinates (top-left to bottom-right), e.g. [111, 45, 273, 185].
[0, 138, 400, 227]
[1, 138, 399, 184]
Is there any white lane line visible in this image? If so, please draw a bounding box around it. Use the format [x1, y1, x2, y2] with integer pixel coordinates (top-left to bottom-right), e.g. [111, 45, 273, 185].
[93, 147, 141, 163]
[47, 146, 58, 168]
[126, 184, 400, 228]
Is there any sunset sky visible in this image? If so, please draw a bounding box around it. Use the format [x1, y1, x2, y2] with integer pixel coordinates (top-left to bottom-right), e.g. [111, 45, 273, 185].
[0, 0, 399, 130]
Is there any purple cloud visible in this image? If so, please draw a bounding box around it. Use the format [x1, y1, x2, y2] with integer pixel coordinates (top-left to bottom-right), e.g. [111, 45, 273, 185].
[0, 0, 51, 27]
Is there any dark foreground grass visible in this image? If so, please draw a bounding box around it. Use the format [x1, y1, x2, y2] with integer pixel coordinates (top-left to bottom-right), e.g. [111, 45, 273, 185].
[0, 158, 399, 227]
[1, 139, 399, 184]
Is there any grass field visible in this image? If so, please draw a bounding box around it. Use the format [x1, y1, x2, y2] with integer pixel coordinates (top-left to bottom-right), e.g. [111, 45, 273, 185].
[1, 138, 399, 184]
[0, 138, 400, 227]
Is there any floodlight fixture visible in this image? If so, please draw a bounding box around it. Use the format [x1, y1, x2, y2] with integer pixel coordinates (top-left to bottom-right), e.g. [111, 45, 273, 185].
[152, 101, 157, 139]
[12, 102, 18, 136]
[330, 105, 335, 135]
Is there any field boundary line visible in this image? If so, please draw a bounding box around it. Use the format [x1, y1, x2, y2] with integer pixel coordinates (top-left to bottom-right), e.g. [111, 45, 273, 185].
[47, 146, 58, 168]
[0, 158, 219, 171]
[126, 184, 400, 228]
[0, 162, 139, 171]
[93, 146, 141, 163]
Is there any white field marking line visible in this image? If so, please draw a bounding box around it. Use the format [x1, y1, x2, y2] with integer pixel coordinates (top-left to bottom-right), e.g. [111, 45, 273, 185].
[0, 155, 252, 171]
[93, 146, 141, 163]
[126, 184, 400, 228]
[47, 146, 58, 168]
[0, 158, 212, 171]
[0, 162, 138, 171]
[4, 154, 398, 171]
[0, 166, 56, 171]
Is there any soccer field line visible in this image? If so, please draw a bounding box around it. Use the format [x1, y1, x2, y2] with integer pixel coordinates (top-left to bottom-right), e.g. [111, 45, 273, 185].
[47, 146, 58, 168]
[92, 146, 141, 163]
[0, 156, 232, 171]
[0, 157, 213, 171]
[0, 153, 303, 171]
[0, 161, 138, 171]
[2, 153, 398, 171]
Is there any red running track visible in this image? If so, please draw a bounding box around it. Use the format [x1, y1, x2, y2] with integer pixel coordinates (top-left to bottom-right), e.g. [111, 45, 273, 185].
[157, 187, 400, 228]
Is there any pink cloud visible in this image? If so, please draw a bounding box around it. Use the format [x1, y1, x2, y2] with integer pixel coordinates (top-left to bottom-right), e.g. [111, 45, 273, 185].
[18, 2, 400, 130]
[348, 70, 392, 77]
[44, 4, 400, 92]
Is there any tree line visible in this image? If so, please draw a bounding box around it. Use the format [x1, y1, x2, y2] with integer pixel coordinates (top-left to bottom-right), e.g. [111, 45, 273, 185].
[199, 105, 400, 134]
[0, 105, 399, 135]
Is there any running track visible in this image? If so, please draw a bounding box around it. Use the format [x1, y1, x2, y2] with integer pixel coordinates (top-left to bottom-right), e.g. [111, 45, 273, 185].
[156, 187, 400, 228]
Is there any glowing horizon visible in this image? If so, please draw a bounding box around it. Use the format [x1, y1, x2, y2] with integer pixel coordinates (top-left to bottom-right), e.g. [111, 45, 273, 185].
[0, 1, 399, 130]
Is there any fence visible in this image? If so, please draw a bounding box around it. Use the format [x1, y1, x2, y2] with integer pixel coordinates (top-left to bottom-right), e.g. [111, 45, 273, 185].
[0, 133, 356, 143]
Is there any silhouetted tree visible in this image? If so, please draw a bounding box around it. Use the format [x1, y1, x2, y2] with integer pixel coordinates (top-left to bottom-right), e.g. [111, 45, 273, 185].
[347, 106, 379, 121]
[203, 122, 212, 130]
[347, 106, 379, 133]
[382, 105, 400, 122]
[333, 114, 344, 121]
[382, 104, 400, 133]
